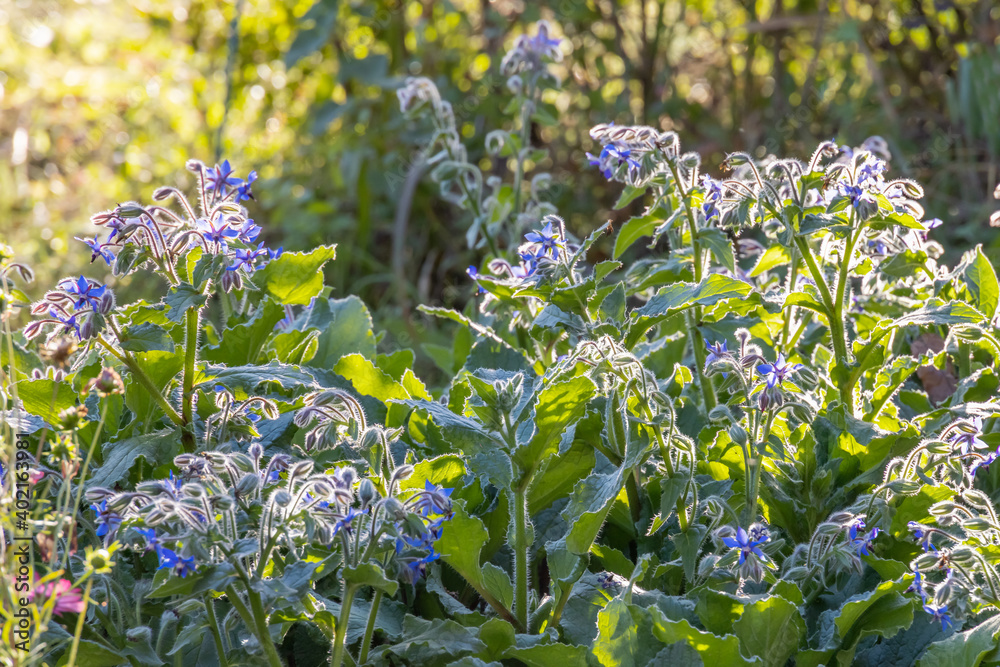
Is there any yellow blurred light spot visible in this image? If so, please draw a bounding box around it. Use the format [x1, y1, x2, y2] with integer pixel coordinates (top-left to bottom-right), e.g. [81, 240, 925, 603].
[461, 123, 474, 138]
[425, 26, 437, 42]
[353, 44, 369, 59]
[470, 53, 490, 78]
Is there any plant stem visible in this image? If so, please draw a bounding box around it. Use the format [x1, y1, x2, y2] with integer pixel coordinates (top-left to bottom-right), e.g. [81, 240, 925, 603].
[666, 160, 717, 411]
[331, 584, 359, 667]
[67, 579, 94, 667]
[96, 336, 183, 426]
[513, 485, 529, 630]
[181, 306, 200, 452]
[793, 236, 851, 407]
[204, 594, 231, 667]
[246, 587, 283, 667]
[358, 589, 382, 665]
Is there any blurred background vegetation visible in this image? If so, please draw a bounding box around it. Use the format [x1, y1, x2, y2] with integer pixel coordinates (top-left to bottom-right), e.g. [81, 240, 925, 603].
[3, 0, 999, 375]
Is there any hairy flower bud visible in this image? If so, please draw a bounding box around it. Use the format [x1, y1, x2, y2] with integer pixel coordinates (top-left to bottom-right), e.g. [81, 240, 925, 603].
[383, 497, 407, 521]
[358, 478, 379, 511]
[236, 473, 260, 497]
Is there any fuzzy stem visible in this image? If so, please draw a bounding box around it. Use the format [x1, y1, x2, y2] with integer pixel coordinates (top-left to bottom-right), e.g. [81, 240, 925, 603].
[359, 589, 382, 665]
[513, 485, 530, 630]
[246, 586, 283, 667]
[181, 306, 200, 452]
[204, 594, 231, 667]
[331, 584, 359, 667]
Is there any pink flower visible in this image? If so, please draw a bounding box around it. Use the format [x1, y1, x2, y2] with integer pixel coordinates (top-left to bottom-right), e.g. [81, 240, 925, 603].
[27, 578, 85, 616]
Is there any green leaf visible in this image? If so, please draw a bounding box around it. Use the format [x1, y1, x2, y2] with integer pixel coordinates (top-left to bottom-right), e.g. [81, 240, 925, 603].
[284, 0, 340, 67]
[119, 322, 175, 353]
[343, 563, 399, 596]
[628, 275, 754, 347]
[833, 580, 914, 648]
[56, 640, 125, 666]
[148, 562, 238, 598]
[309, 295, 376, 368]
[965, 245, 999, 320]
[918, 614, 1000, 667]
[435, 500, 511, 618]
[252, 245, 337, 305]
[371, 615, 486, 664]
[199, 361, 319, 395]
[123, 350, 183, 427]
[880, 250, 931, 280]
[747, 245, 791, 278]
[614, 184, 647, 210]
[335, 353, 409, 403]
[89, 429, 180, 489]
[163, 282, 207, 322]
[648, 608, 760, 666]
[698, 228, 736, 272]
[13, 379, 77, 427]
[613, 210, 661, 259]
[733, 596, 805, 667]
[593, 599, 663, 667]
[515, 376, 596, 473]
[561, 470, 623, 555]
[202, 299, 284, 366]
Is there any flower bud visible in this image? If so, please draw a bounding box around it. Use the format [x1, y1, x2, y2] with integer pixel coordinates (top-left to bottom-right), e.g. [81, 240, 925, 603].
[954, 326, 985, 343]
[87, 367, 125, 397]
[116, 204, 145, 219]
[886, 480, 922, 495]
[728, 424, 748, 447]
[79, 316, 95, 340]
[359, 478, 379, 510]
[928, 502, 958, 518]
[273, 491, 292, 507]
[290, 460, 314, 478]
[213, 495, 234, 511]
[925, 441, 952, 455]
[125, 626, 155, 644]
[236, 473, 260, 497]
[913, 551, 941, 572]
[949, 546, 979, 567]
[173, 600, 204, 615]
[383, 497, 407, 521]
[961, 517, 992, 533]
[99, 291, 115, 314]
[248, 443, 263, 461]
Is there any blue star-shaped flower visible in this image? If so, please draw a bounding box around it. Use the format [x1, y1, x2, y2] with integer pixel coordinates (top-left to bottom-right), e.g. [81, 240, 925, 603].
[90, 500, 122, 539]
[756, 353, 802, 388]
[205, 160, 242, 192]
[59, 275, 107, 310]
[524, 221, 566, 260]
[76, 235, 115, 265]
[236, 170, 258, 202]
[722, 526, 767, 565]
[157, 547, 197, 578]
[923, 603, 952, 631]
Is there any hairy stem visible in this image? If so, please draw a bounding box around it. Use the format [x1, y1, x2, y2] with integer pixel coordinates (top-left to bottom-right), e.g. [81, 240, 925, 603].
[513, 485, 530, 630]
[181, 306, 200, 452]
[331, 584, 358, 667]
[204, 594, 231, 667]
[359, 589, 382, 665]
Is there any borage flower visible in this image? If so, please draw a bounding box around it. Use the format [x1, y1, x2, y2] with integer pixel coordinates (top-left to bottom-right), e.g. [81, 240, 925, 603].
[923, 603, 952, 631]
[757, 353, 802, 389]
[58, 276, 106, 310]
[157, 547, 196, 578]
[848, 519, 880, 557]
[76, 235, 115, 265]
[236, 171, 258, 202]
[723, 526, 767, 566]
[205, 160, 242, 192]
[90, 500, 122, 542]
[524, 220, 566, 260]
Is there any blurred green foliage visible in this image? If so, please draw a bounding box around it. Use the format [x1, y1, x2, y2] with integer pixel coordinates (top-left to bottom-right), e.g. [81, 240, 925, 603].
[3, 0, 999, 374]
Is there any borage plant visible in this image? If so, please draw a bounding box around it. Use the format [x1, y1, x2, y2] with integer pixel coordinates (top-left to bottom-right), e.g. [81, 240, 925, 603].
[5, 21, 1000, 667]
